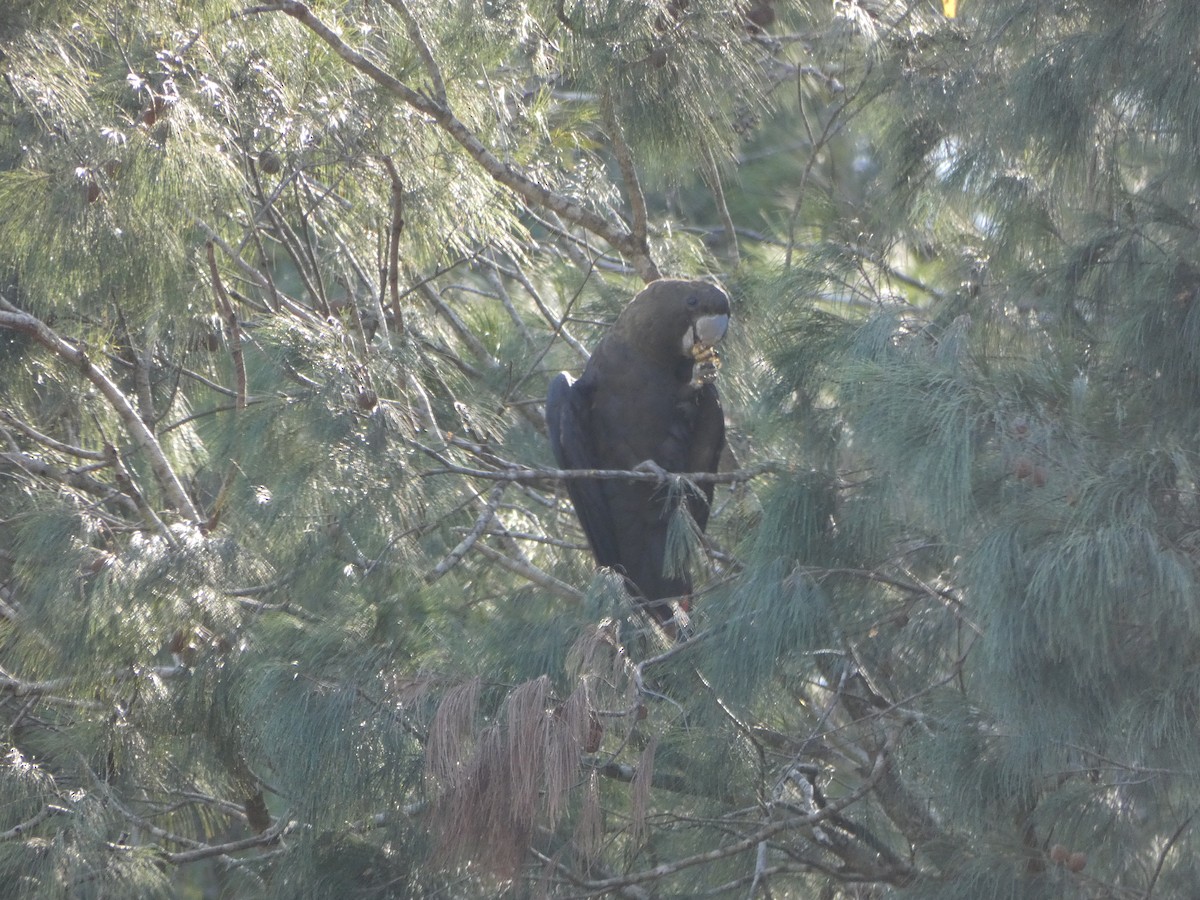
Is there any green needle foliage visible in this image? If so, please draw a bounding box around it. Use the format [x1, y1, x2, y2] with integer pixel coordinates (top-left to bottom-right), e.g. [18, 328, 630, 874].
[4, 0, 1200, 897]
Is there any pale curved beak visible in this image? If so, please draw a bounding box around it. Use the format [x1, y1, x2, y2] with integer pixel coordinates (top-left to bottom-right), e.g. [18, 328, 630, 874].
[682, 314, 729, 355]
[695, 313, 729, 345]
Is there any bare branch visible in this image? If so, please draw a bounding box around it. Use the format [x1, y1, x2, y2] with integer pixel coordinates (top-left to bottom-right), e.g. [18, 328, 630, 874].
[258, 185, 328, 316]
[702, 144, 739, 267]
[483, 266, 536, 347]
[0, 305, 200, 522]
[1145, 811, 1195, 900]
[0, 663, 185, 704]
[0, 805, 69, 840]
[416, 281, 498, 366]
[104, 443, 175, 542]
[426, 483, 506, 583]
[576, 727, 908, 893]
[267, 1, 652, 275]
[381, 0, 446, 105]
[496, 257, 591, 361]
[165, 812, 291, 864]
[381, 156, 406, 333]
[206, 242, 248, 412]
[194, 216, 317, 323]
[0, 410, 107, 460]
[602, 95, 659, 282]
[471, 540, 583, 603]
[422, 457, 783, 486]
[784, 74, 866, 269]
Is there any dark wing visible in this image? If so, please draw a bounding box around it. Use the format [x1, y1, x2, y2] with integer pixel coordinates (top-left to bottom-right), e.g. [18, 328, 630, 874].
[657, 381, 720, 535]
[546, 372, 621, 568]
[686, 382, 725, 532]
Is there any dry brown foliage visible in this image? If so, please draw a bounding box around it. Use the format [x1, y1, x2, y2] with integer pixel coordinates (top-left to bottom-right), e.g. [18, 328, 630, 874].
[421, 621, 658, 874]
[628, 733, 658, 851]
[426, 674, 599, 874]
[572, 769, 604, 863]
[424, 676, 481, 786]
[565, 618, 629, 691]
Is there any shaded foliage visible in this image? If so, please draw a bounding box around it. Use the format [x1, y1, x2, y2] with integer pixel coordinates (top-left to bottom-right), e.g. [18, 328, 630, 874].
[3, 0, 1200, 898]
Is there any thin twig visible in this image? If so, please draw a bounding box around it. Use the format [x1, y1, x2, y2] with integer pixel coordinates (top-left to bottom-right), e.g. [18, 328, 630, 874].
[0, 410, 107, 460]
[575, 726, 905, 893]
[702, 143, 739, 267]
[416, 281, 498, 366]
[381, 156, 406, 333]
[293, 178, 332, 314]
[470, 540, 583, 603]
[193, 215, 314, 321]
[260, 1, 649, 272]
[0, 303, 200, 521]
[381, 0, 446, 104]
[784, 73, 866, 269]
[426, 483, 506, 582]
[483, 265, 536, 347]
[504, 258, 591, 360]
[1145, 811, 1194, 900]
[602, 93, 659, 283]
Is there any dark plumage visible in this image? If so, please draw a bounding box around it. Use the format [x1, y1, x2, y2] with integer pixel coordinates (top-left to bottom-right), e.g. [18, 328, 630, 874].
[546, 279, 730, 630]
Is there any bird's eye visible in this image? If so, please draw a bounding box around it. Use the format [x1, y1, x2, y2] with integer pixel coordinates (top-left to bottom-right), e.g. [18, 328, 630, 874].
[686, 295, 699, 307]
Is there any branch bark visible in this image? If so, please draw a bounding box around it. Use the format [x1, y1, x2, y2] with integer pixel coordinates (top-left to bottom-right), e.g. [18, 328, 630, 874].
[0, 409, 107, 460]
[381, 0, 446, 105]
[420, 457, 783, 486]
[264, 1, 657, 280]
[575, 728, 908, 893]
[471, 539, 583, 603]
[206, 241, 247, 412]
[603, 94, 659, 281]
[0, 305, 201, 522]
[0, 450, 136, 516]
[0, 805, 68, 840]
[426, 483, 506, 583]
[381, 156, 407, 333]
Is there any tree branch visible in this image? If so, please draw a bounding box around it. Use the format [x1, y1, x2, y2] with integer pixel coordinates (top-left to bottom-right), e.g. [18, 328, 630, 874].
[194, 216, 318, 323]
[471, 539, 583, 603]
[576, 727, 907, 893]
[0, 450, 136, 514]
[0, 804, 69, 840]
[426, 483, 506, 583]
[0, 305, 200, 522]
[380, 0, 446, 105]
[206, 242, 247, 412]
[417, 281, 497, 367]
[381, 156, 407, 333]
[421, 457, 783, 486]
[702, 144, 739, 267]
[602, 94, 659, 282]
[265, 1, 652, 274]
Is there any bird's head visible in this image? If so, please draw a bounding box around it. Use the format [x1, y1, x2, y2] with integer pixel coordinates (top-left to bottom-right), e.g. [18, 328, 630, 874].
[617, 279, 731, 379]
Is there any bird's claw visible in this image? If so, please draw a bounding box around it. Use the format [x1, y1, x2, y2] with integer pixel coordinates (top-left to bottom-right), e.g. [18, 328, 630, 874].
[634, 459, 670, 481]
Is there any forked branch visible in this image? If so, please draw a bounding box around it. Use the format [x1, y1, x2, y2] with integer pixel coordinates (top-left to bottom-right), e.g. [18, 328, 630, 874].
[0, 303, 200, 522]
[252, 1, 658, 281]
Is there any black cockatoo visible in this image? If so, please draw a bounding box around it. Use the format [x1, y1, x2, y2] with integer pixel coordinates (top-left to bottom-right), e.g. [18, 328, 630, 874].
[546, 279, 730, 630]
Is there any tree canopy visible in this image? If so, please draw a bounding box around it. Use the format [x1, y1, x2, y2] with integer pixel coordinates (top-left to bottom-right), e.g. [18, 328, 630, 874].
[3, 0, 1200, 897]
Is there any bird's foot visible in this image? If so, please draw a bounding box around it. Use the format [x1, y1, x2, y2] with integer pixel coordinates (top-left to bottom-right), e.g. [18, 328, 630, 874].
[668, 602, 692, 641]
[633, 459, 670, 481]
